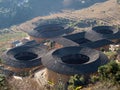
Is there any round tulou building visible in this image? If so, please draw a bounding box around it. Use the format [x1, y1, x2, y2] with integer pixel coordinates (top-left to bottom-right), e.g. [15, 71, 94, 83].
[27, 24, 74, 43]
[1, 24, 118, 80]
[1, 45, 47, 75]
[89, 26, 120, 42]
[41, 46, 109, 84]
[84, 26, 120, 50]
[64, 26, 120, 51]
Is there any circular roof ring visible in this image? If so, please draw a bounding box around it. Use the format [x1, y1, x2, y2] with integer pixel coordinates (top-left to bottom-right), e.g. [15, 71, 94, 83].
[92, 26, 118, 35]
[1, 45, 45, 68]
[85, 26, 119, 41]
[28, 24, 74, 38]
[41, 46, 109, 75]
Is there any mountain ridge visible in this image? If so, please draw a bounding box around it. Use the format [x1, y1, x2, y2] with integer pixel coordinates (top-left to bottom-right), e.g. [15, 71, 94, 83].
[17, 0, 120, 32]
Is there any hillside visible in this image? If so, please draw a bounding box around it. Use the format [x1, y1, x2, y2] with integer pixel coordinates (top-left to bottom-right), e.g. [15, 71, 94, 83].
[17, 0, 120, 32]
[0, 0, 107, 28]
[0, 0, 120, 90]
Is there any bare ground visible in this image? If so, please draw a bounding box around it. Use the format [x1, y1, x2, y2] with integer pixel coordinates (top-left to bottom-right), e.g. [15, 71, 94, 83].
[8, 77, 42, 90]
[17, 0, 120, 32]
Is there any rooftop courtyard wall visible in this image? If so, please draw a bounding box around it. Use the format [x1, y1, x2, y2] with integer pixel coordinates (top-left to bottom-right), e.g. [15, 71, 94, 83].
[28, 24, 74, 38]
[1, 45, 46, 68]
[41, 46, 109, 75]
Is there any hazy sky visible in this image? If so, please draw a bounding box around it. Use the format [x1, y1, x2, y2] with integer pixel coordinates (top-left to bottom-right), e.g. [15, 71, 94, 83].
[0, 0, 106, 28]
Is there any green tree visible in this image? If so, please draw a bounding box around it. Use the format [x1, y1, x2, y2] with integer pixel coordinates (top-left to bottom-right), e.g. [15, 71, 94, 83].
[98, 61, 120, 86]
[68, 74, 86, 90]
[0, 74, 9, 90]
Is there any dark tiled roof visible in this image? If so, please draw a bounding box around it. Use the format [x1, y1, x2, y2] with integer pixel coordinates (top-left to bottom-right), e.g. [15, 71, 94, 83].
[27, 24, 74, 38]
[108, 31, 120, 39]
[2, 25, 120, 76]
[92, 26, 118, 35]
[49, 37, 79, 47]
[63, 32, 92, 44]
[64, 26, 120, 44]
[89, 26, 120, 40]
[41, 46, 109, 75]
[81, 39, 114, 49]
[63, 32, 85, 41]
[23, 40, 38, 46]
[23, 40, 48, 49]
[85, 30, 104, 41]
[1, 45, 47, 68]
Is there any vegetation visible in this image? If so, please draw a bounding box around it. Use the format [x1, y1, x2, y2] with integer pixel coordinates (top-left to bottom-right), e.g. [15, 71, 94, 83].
[68, 75, 86, 90]
[98, 61, 120, 87]
[0, 74, 9, 90]
[67, 61, 120, 90]
[90, 75, 99, 84]
[0, 28, 12, 35]
[55, 80, 66, 90]
[71, 19, 97, 28]
[68, 74, 100, 90]
[0, 58, 3, 63]
[0, 31, 27, 55]
[104, 51, 117, 60]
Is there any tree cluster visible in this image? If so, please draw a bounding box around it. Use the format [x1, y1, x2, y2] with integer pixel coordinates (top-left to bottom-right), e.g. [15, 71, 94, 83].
[98, 61, 120, 86]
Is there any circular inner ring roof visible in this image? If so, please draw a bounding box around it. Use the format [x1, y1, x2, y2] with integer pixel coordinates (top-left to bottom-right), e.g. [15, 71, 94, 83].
[28, 24, 74, 38]
[85, 26, 119, 41]
[41, 46, 109, 75]
[92, 26, 118, 34]
[2, 45, 46, 68]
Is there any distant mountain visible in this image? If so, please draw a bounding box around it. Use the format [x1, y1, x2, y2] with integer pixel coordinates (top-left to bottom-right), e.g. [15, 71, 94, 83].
[0, 0, 106, 28]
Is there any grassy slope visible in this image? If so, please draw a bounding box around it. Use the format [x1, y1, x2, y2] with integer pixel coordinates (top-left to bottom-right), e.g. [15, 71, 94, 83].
[0, 31, 27, 55]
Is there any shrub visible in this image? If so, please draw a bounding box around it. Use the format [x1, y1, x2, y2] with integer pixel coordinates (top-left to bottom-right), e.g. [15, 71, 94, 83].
[90, 75, 99, 84]
[98, 61, 120, 86]
[0, 58, 4, 63]
[68, 74, 86, 90]
[0, 74, 9, 90]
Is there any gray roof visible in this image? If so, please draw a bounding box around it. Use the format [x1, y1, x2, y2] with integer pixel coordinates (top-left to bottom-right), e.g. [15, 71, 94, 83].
[81, 39, 114, 48]
[49, 37, 79, 47]
[2, 25, 119, 75]
[23, 40, 38, 46]
[108, 31, 120, 39]
[85, 30, 104, 41]
[63, 32, 92, 44]
[88, 26, 120, 40]
[63, 32, 85, 41]
[1, 45, 47, 68]
[27, 24, 74, 38]
[64, 26, 120, 44]
[92, 26, 118, 35]
[41, 46, 109, 75]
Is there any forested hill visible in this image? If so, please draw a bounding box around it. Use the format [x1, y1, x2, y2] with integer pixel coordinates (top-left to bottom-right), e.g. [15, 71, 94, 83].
[0, 0, 106, 28]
